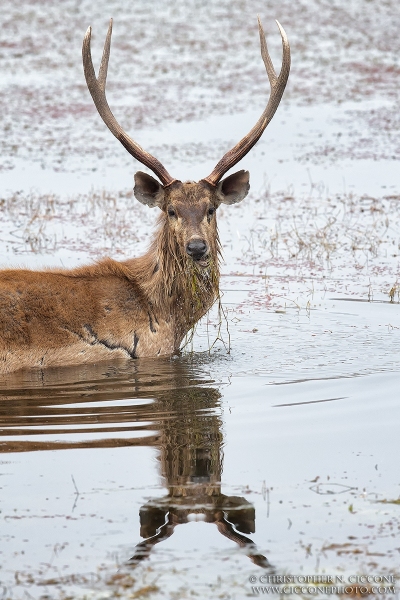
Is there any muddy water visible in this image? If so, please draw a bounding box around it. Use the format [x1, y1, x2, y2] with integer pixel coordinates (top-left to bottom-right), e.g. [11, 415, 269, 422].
[1, 0, 400, 598]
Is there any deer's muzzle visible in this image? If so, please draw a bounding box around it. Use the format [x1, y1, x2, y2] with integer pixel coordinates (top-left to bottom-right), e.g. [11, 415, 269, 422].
[186, 239, 208, 261]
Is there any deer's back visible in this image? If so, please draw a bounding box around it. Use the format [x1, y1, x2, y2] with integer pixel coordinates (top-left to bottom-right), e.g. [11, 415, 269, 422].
[0, 262, 175, 373]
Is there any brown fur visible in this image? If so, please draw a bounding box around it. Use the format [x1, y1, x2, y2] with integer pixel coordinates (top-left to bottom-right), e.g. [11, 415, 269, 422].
[0, 13, 289, 373]
[0, 177, 238, 373]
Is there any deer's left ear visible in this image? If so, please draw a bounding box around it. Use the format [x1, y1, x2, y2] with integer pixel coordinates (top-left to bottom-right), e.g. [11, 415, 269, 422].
[216, 170, 250, 205]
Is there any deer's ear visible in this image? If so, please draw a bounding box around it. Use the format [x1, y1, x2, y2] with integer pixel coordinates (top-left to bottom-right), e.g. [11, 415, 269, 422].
[134, 172, 165, 208]
[216, 170, 250, 205]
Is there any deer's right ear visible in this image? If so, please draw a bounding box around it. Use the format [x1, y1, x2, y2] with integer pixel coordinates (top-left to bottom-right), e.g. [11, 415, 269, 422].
[134, 172, 165, 208]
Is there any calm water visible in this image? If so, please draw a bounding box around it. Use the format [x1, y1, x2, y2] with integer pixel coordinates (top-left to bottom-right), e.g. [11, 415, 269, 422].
[1, 0, 400, 597]
[1, 296, 400, 598]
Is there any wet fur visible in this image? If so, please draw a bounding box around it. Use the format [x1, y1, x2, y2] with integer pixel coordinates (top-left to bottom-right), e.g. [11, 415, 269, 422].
[0, 180, 224, 373]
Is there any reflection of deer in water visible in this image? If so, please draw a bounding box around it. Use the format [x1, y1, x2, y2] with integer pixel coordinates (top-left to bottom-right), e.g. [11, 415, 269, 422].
[127, 378, 271, 569]
[0, 359, 271, 567]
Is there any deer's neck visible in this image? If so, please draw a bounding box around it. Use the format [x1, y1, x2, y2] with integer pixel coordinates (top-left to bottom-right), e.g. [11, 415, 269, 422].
[126, 221, 220, 334]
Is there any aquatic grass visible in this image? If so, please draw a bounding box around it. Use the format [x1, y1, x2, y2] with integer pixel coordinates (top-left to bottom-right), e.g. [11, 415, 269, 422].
[255, 191, 390, 267]
[207, 291, 231, 354]
[0, 188, 151, 257]
[230, 185, 400, 306]
[181, 257, 231, 355]
[388, 283, 400, 303]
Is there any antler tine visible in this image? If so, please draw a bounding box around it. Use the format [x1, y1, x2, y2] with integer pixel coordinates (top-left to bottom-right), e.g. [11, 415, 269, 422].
[202, 19, 290, 187]
[82, 20, 177, 187]
[97, 18, 112, 93]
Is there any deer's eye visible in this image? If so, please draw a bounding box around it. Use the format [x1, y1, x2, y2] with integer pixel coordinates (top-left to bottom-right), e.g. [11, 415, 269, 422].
[168, 207, 176, 217]
[208, 207, 215, 216]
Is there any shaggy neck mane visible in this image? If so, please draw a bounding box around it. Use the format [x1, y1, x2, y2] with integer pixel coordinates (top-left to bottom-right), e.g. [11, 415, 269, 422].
[127, 214, 220, 329]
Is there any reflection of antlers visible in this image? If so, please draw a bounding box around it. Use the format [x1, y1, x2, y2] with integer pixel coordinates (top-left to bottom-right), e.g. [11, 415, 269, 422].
[215, 512, 272, 569]
[127, 510, 273, 570]
[127, 514, 176, 565]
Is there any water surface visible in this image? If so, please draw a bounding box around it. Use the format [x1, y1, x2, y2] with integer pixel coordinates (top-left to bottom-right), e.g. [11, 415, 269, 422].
[0, 0, 400, 597]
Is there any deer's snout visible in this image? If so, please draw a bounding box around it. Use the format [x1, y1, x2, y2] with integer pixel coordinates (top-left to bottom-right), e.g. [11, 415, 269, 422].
[186, 239, 208, 261]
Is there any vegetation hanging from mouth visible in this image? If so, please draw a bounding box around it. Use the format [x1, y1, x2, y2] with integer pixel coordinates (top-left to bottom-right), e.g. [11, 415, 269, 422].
[181, 253, 231, 355]
[181, 252, 220, 315]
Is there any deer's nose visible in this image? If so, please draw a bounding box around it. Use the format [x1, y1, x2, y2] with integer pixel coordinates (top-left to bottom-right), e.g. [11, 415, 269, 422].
[186, 239, 208, 260]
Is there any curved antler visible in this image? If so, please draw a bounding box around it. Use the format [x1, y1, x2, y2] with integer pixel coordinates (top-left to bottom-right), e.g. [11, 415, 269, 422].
[202, 19, 290, 187]
[82, 19, 177, 187]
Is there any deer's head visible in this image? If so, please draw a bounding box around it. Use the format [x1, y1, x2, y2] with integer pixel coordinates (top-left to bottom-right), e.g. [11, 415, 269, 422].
[82, 18, 290, 267]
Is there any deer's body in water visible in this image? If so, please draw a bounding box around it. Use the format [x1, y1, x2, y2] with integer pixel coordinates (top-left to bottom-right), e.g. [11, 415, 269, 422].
[0, 18, 290, 373]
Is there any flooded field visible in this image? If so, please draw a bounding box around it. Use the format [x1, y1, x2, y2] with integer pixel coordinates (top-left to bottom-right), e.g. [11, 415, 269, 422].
[0, 0, 400, 598]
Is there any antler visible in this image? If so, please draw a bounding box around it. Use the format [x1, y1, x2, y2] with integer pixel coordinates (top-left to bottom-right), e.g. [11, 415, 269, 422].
[202, 19, 290, 187]
[82, 19, 177, 187]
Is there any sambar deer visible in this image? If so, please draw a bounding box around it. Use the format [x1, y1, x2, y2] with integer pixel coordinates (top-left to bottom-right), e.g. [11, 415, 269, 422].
[0, 18, 290, 373]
